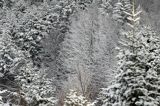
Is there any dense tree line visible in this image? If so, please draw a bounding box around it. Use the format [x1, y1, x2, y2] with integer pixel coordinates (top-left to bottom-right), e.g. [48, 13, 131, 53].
[0, 0, 159, 106]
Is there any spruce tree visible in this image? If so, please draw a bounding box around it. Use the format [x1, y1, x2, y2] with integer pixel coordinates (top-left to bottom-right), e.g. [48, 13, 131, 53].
[100, 0, 160, 106]
[16, 63, 57, 106]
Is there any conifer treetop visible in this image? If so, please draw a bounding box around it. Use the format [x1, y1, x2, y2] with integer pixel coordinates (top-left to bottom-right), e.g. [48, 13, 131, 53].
[124, 0, 142, 29]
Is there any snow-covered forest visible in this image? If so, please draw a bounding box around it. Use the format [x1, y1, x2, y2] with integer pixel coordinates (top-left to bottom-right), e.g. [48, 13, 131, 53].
[0, 0, 160, 106]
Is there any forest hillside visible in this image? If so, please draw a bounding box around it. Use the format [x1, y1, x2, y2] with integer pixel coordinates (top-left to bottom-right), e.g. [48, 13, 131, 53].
[0, 0, 159, 106]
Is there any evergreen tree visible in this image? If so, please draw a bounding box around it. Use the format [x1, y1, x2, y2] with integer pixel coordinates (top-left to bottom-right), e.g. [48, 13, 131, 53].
[100, 26, 160, 106]
[0, 2, 57, 105]
[112, 0, 132, 25]
[0, 26, 28, 106]
[112, 0, 124, 23]
[16, 62, 57, 106]
[100, 0, 114, 15]
[100, 0, 160, 106]
[122, 0, 131, 12]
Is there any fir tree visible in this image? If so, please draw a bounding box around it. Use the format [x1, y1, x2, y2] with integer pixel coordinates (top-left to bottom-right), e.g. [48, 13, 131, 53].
[100, 0, 160, 106]
[112, 0, 132, 25]
[16, 62, 57, 106]
[0, 26, 28, 106]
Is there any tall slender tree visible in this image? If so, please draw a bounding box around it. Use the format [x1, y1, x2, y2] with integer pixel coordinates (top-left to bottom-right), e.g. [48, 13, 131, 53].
[60, 1, 117, 100]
